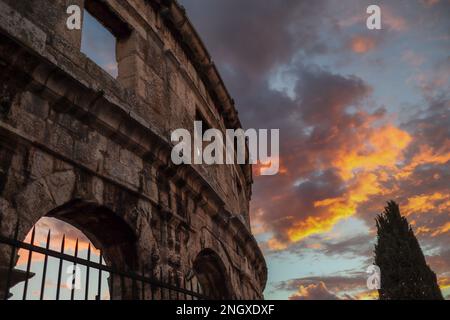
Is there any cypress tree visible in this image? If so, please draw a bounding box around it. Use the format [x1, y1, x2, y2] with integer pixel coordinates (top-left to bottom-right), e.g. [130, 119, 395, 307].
[374, 201, 443, 300]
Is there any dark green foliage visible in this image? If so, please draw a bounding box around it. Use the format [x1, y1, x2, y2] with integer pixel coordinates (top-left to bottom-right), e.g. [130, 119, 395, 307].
[374, 201, 443, 300]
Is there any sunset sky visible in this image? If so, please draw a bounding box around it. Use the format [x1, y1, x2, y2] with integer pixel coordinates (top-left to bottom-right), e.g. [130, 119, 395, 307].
[179, 0, 450, 299]
[16, 0, 449, 300]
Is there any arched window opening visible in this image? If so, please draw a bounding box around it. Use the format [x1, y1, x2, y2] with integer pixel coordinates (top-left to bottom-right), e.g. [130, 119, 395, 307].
[193, 249, 232, 300]
[8, 217, 110, 300]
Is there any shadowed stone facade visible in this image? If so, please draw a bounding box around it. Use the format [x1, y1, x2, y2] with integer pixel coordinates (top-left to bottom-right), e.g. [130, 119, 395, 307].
[0, 0, 266, 299]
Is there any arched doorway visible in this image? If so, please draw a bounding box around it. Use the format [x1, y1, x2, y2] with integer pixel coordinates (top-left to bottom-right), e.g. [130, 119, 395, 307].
[9, 217, 111, 300]
[193, 249, 232, 300]
[6, 200, 139, 300]
[46, 200, 138, 271]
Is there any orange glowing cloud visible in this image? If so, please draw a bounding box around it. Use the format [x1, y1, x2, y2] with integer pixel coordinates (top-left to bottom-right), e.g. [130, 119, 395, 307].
[349, 36, 376, 54]
[432, 222, 450, 237]
[287, 172, 382, 242]
[265, 123, 415, 247]
[257, 67, 446, 252]
[332, 125, 412, 181]
[253, 156, 287, 177]
[289, 282, 338, 300]
[284, 125, 411, 242]
[16, 219, 100, 267]
[396, 145, 450, 179]
[267, 237, 289, 251]
[383, 9, 408, 31]
[438, 276, 450, 291]
[353, 290, 379, 300]
[404, 192, 450, 215]
[16, 238, 98, 267]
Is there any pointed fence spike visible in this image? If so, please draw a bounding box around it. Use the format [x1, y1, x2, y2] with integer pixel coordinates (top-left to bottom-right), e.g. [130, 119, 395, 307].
[30, 227, 36, 244]
[56, 234, 65, 300]
[61, 234, 66, 252]
[46, 229, 51, 244]
[40, 228, 52, 300]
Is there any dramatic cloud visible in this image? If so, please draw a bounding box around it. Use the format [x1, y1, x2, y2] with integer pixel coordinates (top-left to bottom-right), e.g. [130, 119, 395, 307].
[278, 272, 377, 300]
[175, 0, 449, 299]
[182, 4, 449, 301]
[349, 35, 377, 53]
[17, 217, 98, 266]
[247, 64, 419, 248]
[289, 282, 339, 300]
[182, 0, 330, 80]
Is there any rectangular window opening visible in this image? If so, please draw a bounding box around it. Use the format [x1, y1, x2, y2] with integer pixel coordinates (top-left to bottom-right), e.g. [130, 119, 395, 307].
[81, 1, 131, 78]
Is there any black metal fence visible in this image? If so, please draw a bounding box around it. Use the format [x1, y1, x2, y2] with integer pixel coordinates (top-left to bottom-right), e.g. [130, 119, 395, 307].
[0, 223, 207, 300]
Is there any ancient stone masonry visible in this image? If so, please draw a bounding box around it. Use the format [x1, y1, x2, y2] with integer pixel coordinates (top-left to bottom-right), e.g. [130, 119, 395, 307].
[0, 0, 266, 299]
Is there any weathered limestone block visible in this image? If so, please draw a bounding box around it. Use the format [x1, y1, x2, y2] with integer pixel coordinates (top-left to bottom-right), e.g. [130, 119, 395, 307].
[104, 155, 140, 189]
[15, 179, 55, 227]
[143, 69, 165, 112]
[44, 170, 76, 207]
[20, 91, 49, 119]
[0, 197, 17, 241]
[145, 35, 165, 77]
[90, 176, 104, 204]
[0, 1, 47, 54]
[117, 54, 146, 84]
[8, 103, 47, 142]
[73, 131, 106, 172]
[117, 31, 146, 62]
[28, 149, 54, 179]
[46, 124, 74, 158]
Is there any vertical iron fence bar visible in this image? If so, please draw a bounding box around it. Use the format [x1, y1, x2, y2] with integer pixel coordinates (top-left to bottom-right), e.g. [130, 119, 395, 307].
[96, 250, 102, 300]
[85, 243, 91, 300]
[22, 227, 36, 300]
[4, 220, 19, 300]
[0, 232, 209, 301]
[56, 235, 65, 300]
[70, 239, 79, 300]
[39, 230, 51, 300]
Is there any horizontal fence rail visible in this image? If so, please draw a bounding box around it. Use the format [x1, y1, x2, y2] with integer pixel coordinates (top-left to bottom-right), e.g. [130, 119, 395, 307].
[0, 224, 207, 300]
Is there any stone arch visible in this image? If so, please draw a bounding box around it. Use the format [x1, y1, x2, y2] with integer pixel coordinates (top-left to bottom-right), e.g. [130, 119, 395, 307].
[193, 248, 233, 300]
[45, 199, 138, 271]
[12, 200, 140, 300]
[5, 169, 148, 299]
[4, 168, 148, 270]
[11, 170, 139, 267]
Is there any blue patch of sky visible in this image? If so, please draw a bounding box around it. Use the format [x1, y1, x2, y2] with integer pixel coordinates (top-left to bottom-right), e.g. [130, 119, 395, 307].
[263, 217, 372, 299]
[81, 10, 118, 78]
